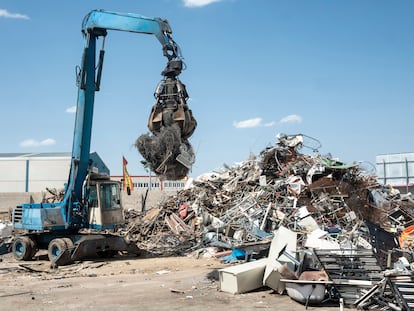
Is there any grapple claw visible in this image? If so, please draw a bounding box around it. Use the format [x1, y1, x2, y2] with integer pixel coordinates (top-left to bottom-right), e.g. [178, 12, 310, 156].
[136, 59, 197, 180]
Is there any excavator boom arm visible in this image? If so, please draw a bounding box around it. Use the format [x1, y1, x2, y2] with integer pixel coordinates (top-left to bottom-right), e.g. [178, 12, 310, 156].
[65, 9, 186, 216]
[82, 10, 180, 59]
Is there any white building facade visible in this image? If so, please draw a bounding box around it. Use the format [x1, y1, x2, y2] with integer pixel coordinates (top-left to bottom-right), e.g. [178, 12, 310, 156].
[0, 153, 185, 193]
[0, 153, 72, 192]
[111, 175, 187, 191]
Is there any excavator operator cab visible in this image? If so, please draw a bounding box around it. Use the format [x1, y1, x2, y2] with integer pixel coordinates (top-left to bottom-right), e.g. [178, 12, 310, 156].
[86, 179, 125, 230]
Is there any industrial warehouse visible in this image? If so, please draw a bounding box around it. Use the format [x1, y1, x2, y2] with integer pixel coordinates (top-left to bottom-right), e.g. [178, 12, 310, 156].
[0, 152, 185, 193]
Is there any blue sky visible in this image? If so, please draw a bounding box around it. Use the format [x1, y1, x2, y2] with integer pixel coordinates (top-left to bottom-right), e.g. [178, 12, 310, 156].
[0, 0, 413, 178]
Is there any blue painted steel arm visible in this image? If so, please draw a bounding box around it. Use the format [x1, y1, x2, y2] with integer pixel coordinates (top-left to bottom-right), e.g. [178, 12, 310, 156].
[63, 10, 182, 224]
[82, 9, 181, 60]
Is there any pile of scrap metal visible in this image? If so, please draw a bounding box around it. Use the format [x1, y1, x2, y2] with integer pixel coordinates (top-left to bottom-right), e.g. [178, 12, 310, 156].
[122, 133, 414, 308]
[352, 257, 414, 310]
[123, 133, 414, 264]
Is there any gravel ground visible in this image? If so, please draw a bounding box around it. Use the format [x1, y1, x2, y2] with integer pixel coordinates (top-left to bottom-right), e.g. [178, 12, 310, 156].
[0, 252, 346, 311]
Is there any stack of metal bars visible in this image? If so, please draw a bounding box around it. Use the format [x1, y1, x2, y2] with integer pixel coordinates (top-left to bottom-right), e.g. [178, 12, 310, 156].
[314, 248, 384, 307]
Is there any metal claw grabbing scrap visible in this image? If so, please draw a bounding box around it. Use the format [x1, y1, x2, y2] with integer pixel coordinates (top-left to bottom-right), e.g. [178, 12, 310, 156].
[136, 59, 197, 180]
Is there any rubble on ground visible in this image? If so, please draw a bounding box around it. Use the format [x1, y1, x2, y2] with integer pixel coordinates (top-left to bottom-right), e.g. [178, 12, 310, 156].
[124, 133, 413, 261]
[2, 132, 414, 309]
[0, 220, 13, 255]
[122, 133, 414, 309]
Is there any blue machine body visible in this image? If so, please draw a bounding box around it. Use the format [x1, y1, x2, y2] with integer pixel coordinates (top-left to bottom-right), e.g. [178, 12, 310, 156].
[12, 10, 181, 233]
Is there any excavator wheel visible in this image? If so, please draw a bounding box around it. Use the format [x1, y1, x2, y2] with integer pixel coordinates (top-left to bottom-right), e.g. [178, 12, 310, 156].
[12, 236, 36, 261]
[48, 238, 72, 266]
[29, 239, 38, 259]
[61, 237, 74, 249]
[61, 238, 75, 264]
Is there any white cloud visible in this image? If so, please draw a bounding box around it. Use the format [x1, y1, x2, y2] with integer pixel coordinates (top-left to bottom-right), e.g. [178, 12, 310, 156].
[0, 9, 29, 19]
[264, 121, 276, 127]
[66, 106, 76, 113]
[234, 115, 302, 129]
[20, 138, 56, 147]
[279, 114, 303, 124]
[233, 117, 262, 129]
[183, 0, 221, 8]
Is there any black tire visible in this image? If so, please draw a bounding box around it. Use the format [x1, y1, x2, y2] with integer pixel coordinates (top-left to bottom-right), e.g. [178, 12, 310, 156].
[12, 236, 35, 261]
[61, 238, 75, 264]
[61, 237, 74, 249]
[48, 238, 70, 266]
[29, 240, 38, 259]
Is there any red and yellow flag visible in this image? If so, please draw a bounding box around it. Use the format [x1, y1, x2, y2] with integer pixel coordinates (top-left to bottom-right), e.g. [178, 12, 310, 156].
[122, 156, 134, 195]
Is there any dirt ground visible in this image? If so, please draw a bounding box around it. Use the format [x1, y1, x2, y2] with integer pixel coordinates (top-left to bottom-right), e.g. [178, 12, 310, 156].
[0, 252, 344, 311]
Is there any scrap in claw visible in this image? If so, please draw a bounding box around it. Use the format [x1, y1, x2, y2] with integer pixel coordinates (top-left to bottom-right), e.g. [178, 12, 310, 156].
[136, 59, 197, 180]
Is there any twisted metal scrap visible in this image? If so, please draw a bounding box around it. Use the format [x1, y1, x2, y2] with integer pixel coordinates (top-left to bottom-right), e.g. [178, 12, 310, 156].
[124, 134, 414, 257]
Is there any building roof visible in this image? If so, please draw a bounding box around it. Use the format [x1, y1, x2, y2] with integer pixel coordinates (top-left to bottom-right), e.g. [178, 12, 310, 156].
[0, 152, 71, 159]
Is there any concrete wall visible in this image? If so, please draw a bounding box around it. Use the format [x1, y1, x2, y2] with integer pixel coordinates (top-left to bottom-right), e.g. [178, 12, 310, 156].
[0, 192, 44, 220]
[121, 189, 178, 212]
[0, 159, 27, 192]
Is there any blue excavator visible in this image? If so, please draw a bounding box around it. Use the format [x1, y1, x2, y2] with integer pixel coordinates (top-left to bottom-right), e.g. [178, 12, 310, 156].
[11, 10, 197, 265]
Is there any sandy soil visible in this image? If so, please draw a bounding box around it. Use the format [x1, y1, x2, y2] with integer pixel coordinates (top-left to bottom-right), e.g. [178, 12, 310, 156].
[0, 252, 343, 311]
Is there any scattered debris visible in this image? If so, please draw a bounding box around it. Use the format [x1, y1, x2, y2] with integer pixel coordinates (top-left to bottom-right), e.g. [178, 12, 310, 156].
[156, 269, 171, 275]
[0, 220, 12, 255]
[0, 291, 33, 298]
[3, 132, 414, 309]
[314, 248, 383, 307]
[169, 288, 185, 294]
[281, 278, 333, 308]
[125, 133, 414, 309]
[355, 269, 414, 310]
[218, 258, 267, 294]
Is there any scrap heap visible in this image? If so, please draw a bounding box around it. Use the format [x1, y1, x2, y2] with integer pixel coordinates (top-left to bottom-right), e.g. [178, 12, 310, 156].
[125, 133, 414, 264]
